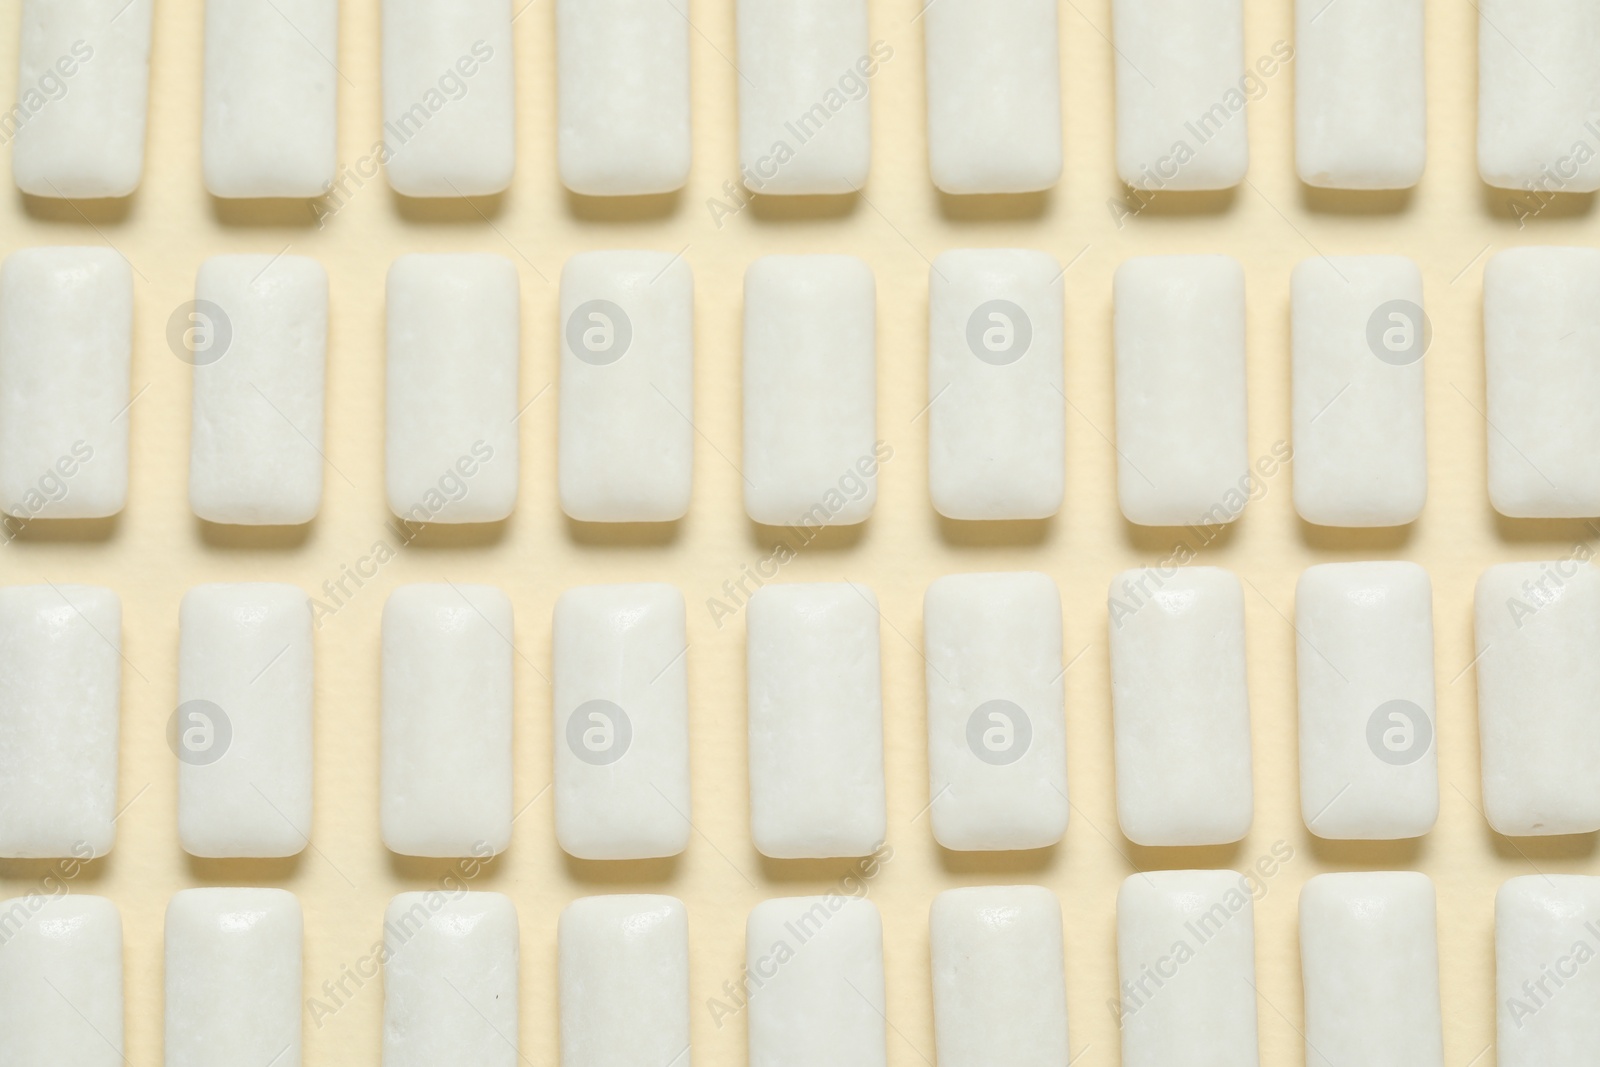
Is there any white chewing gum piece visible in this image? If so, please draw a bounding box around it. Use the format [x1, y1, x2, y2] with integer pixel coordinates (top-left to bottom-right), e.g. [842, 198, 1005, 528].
[385, 254, 519, 524]
[1300, 872, 1444, 1067]
[924, 0, 1061, 194]
[383, 892, 519, 1067]
[557, 0, 691, 196]
[1483, 247, 1600, 518]
[1115, 870, 1261, 1067]
[1112, 0, 1249, 191]
[1294, 0, 1426, 189]
[1295, 562, 1438, 840]
[202, 0, 338, 198]
[743, 255, 879, 527]
[1292, 256, 1428, 527]
[0, 585, 120, 859]
[1475, 561, 1600, 836]
[558, 251, 694, 523]
[381, 584, 514, 858]
[1109, 566, 1252, 847]
[189, 254, 329, 526]
[558, 895, 690, 1067]
[0, 247, 131, 520]
[1496, 876, 1600, 1065]
[0, 895, 123, 1067]
[381, 0, 515, 197]
[177, 584, 314, 859]
[929, 886, 1069, 1067]
[1478, 0, 1600, 192]
[736, 0, 872, 195]
[553, 583, 691, 860]
[13, 0, 151, 198]
[924, 571, 1068, 852]
[928, 249, 1065, 521]
[748, 896, 885, 1067]
[1113, 255, 1249, 527]
[747, 581, 886, 859]
[164, 888, 302, 1067]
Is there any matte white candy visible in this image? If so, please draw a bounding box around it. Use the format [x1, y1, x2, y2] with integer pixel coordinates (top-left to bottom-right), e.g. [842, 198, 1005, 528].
[0, 895, 123, 1067]
[1475, 561, 1600, 836]
[1108, 566, 1252, 847]
[382, 584, 514, 858]
[743, 255, 878, 527]
[189, 254, 328, 525]
[558, 251, 694, 523]
[1292, 256, 1427, 527]
[12, 0, 151, 198]
[0, 585, 120, 859]
[381, 0, 515, 197]
[164, 888, 302, 1067]
[178, 584, 314, 859]
[558, 895, 689, 1067]
[1114, 255, 1249, 526]
[929, 886, 1069, 1067]
[1483, 247, 1600, 518]
[1496, 875, 1600, 1066]
[384, 892, 519, 1067]
[386, 254, 519, 523]
[1478, 0, 1600, 192]
[924, 0, 1061, 194]
[553, 583, 691, 860]
[202, 0, 337, 198]
[737, 0, 873, 195]
[1294, 0, 1426, 189]
[557, 0, 691, 196]
[1113, 0, 1249, 190]
[747, 896, 885, 1067]
[0, 247, 131, 520]
[747, 581, 885, 858]
[1300, 872, 1444, 1067]
[928, 249, 1064, 521]
[1115, 870, 1260, 1067]
[924, 571, 1068, 852]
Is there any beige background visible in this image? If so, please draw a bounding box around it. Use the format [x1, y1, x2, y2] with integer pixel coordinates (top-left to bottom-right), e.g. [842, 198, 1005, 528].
[1, 0, 1592, 1063]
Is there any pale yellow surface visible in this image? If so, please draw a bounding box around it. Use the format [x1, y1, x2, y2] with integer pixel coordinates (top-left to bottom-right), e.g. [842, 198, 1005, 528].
[0, 0, 1591, 1064]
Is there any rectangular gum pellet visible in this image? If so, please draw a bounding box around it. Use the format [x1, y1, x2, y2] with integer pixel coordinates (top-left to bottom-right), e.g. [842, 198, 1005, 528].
[1108, 566, 1253, 846]
[1292, 256, 1427, 527]
[1483, 247, 1600, 518]
[0, 895, 123, 1067]
[1300, 872, 1444, 1067]
[747, 581, 885, 858]
[1294, 0, 1426, 189]
[558, 251, 694, 523]
[202, 0, 338, 198]
[0, 585, 120, 859]
[12, 0, 151, 198]
[748, 896, 885, 1067]
[924, 0, 1060, 194]
[930, 886, 1069, 1067]
[924, 571, 1068, 852]
[165, 888, 302, 1067]
[1115, 870, 1260, 1066]
[189, 254, 329, 525]
[1478, 0, 1600, 191]
[743, 255, 878, 527]
[557, 0, 691, 196]
[1295, 562, 1438, 839]
[736, 0, 872, 195]
[1113, 0, 1248, 190]
[381, 0, 515, 197]
[928, 249, 1064, 521]
[1475, 561, 1600, 836]
[385, 254, 519, 523]
[1114, 255, 1249, 526]
[1497, 875, 1600, 1065]
[381, 584, 514, 857]
[0, 247, 131, 520]
[559, 895, 689, 1067]
[553, 583, 691, 860]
